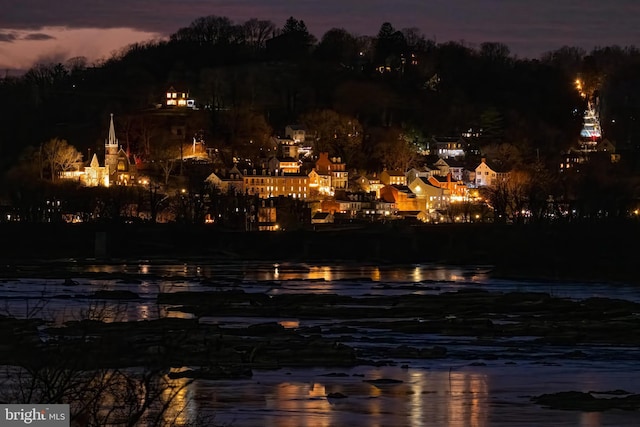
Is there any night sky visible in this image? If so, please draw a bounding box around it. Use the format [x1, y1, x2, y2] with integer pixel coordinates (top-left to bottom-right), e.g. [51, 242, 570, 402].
[2, 0, 640, 71]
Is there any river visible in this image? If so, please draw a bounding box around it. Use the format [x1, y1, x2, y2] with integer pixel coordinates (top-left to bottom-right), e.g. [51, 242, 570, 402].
[1, 260, 639, 426]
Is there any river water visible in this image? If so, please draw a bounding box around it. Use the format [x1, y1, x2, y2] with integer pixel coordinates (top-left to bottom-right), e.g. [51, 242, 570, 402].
[1, 260, 639, 426]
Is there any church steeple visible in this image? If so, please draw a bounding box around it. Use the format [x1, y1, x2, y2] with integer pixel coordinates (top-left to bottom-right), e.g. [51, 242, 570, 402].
[106, 113, 118, 148]
[105, 113, 119, 176]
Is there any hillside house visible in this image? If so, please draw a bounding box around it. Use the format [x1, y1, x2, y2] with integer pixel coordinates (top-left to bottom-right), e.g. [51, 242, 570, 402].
[285, 125, 306, 143]
[205, 167, 244, 194]
[242, 169, 309, 199]
[406, 166, 434, 187]
[320, 198, 364, 218]
[308, 169, 332, 197]
[427, 174, 467, 200]
[408, 177, 451, 214]
[274, 136, 300, 159]
[353, 173, 384, 199]
[380, 170, 406, 186]
[432, 158, 466, 181]
[311, 211, 334, 224]
[431, 136, 467, 159]
[475, 158, 510, 187]
[380, 185, 419, 211]
[165, 86, 195, 108]
[268, 156, 300, 174]
[315, 152, 348, 191]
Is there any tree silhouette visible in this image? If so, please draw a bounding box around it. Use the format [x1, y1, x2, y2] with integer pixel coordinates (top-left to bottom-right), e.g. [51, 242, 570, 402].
[266, 17, 316, 60]
[374, 22, 408, 72]
[315, 28, 360, 64]
[299, 109, 362, 162]
[41, 138, 83, 182]
[243, 18, 276, 50]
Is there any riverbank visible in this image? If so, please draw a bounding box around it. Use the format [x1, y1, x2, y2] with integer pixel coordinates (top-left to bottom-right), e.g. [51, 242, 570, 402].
[1, 221, 638, 282]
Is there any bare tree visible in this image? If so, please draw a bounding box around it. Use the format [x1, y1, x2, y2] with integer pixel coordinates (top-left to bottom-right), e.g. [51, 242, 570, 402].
[299, 109, 363, 162]
[505, 170, 532, 224]
[370, 127, 418, 172]
[483, 169, 533, 224]
[171, 15, 235, 46]
[41, 138, 83, 181]
[481, 142, 522, 169]
[133, 115, 163, 158]
[152, 136, 182, 185]
[0, 298, 202, 427]
[243, 18, 276, 49]
[219, 106, 272, 160]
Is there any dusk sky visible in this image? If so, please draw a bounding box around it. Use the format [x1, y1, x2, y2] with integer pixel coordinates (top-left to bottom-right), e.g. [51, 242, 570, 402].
[2, 0, 640, 72]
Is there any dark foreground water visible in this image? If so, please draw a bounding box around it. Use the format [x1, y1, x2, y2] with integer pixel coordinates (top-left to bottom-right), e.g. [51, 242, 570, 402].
[1, 261, 639, 426]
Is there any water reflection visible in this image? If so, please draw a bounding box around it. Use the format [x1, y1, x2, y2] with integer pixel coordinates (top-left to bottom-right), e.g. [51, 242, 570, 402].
[581, 412, 602, 427]
[307, 266, 333, 282]
[177, 368, 491, 427]
[239, 263, 489, 285]
[171, 363, 640, 427]
[278, 320, 300, 329]
[2, 262, 640, 426]
[161, 370, 193, 426]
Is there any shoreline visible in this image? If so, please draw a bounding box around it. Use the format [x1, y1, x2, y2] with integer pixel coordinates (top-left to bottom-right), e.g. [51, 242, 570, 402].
[2, 222, 639, 283]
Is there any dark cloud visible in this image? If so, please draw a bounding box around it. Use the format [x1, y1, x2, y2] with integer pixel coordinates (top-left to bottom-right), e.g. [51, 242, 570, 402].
[23, 32, 55, 41]
[0, 32, 17, 42]
[1, 0, 640, 58]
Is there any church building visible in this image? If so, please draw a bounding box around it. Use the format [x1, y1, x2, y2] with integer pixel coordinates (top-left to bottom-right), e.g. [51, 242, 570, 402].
[62, 114, 136, 187]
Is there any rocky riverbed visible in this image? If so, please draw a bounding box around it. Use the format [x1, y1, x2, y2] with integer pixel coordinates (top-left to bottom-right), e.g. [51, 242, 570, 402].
[3, 285, 640, 409]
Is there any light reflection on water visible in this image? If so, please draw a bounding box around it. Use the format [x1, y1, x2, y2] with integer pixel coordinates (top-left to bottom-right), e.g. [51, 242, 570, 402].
[3, 260, 640, 327]
[2, 262, 640, 426]
[178, 364, 639, 427]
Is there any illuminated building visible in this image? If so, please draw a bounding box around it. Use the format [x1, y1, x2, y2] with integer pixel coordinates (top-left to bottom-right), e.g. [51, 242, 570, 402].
[380, 169, 407, 186]
[60, 114, 137, 187]
[474, 158, 510, 188]
[165, 86, 195, 108]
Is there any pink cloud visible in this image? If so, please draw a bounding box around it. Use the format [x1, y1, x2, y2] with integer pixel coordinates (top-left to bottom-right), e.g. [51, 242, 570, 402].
[0, 27, 163, 70]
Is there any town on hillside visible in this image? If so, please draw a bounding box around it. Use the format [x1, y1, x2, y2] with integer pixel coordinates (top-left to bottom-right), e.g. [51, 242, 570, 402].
[1, 17, 639, 229]
[0, 82, 619, 229]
